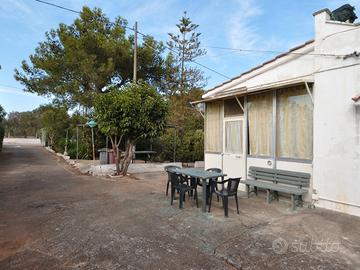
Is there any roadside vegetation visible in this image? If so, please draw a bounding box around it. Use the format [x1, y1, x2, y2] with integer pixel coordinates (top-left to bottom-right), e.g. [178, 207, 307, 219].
[0, 105, 5, 152]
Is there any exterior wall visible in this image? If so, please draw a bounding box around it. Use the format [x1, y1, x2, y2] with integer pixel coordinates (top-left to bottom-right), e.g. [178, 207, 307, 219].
[204, 153, 222, 170]
[203, 9, 360, 216]
[312, 11, 360, 216]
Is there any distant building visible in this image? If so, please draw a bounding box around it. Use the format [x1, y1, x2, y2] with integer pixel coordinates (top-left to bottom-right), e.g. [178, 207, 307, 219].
[196, 8, 360, 216]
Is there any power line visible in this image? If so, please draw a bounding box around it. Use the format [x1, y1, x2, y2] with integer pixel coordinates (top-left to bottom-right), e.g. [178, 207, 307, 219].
[134, 30, 231, 79]
[201, 45, 345, 58]
[32, 0, 231, 79]
[34, 0, 80, 14]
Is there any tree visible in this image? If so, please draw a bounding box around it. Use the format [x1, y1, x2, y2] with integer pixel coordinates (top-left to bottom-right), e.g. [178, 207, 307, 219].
[0, 105, 5, 122]
[5, 110, 42, 138]
[39, 105, 70, 149]
[15, 7, 165, 109]
[0, 105, 5, 152]
[95, 82, 167, 175]
[158, 12, 206, 162]
[166, 11, 207, 95]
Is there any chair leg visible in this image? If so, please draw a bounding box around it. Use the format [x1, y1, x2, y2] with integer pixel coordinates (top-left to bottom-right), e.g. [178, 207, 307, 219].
[235, 195, 240, 214]
[195, 189, 199, 208]
[166, 180, 170, 196]
[179, 191, 184, 209]
[171, 187, 175, 205]
[223, 196, 229, 217]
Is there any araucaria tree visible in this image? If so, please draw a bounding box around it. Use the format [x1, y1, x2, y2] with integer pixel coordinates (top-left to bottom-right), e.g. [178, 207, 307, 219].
[94, 82, 167, 175]
[166, 11, 207, 95]
[14, 7, 165, 109]
[159, 12, 206, 162]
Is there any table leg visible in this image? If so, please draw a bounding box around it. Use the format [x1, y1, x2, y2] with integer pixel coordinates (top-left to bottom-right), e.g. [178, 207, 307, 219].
[202, 178, 207, 212]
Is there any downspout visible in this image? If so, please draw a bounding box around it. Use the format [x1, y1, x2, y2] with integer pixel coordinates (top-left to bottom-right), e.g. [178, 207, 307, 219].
[244, 96, 248, 181]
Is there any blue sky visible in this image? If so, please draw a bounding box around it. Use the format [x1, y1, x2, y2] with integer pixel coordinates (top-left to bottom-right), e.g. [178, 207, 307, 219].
[0, 0, 359, 113]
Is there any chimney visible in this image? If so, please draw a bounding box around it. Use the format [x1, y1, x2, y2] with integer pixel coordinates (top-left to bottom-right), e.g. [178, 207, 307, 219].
[313, 8, 331, 40]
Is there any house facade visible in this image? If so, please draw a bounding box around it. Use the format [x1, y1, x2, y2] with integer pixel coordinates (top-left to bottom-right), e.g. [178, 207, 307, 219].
[199, 9, 360, 216]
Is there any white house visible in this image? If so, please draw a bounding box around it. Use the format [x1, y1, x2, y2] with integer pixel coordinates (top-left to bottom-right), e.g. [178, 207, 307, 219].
[197, 8, 360, 216]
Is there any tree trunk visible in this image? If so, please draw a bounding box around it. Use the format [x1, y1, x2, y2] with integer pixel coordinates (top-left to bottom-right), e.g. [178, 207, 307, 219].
[110, 136, 123, 175]
[122, 139, 135, 176]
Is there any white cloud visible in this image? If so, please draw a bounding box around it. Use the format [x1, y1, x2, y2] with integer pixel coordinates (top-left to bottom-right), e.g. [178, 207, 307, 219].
[227, 0, 262, 49]
[0, 85, 40, 98]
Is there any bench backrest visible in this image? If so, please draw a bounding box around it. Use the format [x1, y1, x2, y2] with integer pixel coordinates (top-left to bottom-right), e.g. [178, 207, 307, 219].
[248, 166, 310, 188]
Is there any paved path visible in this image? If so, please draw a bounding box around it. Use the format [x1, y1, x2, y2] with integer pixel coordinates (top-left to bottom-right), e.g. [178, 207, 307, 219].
[1, 143, 360, 269]
[0, 144, 230, 269]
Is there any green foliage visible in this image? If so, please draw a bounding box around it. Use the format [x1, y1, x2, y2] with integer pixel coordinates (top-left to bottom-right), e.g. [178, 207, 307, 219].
[14, 6, 166, 109]
[0, 105, 5, 152]
[156, 12, 206, 163]
[0, 105, 5, 122]
[5, 110, 42, 138]
[94, 82, 168, 174]
[95, 82, 168, 141]
[40, 105, 70, 149]
[166, 11, 207, 95]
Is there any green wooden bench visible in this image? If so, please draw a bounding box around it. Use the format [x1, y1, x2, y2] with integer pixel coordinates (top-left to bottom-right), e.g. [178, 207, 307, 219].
[241, 166, 310, 211]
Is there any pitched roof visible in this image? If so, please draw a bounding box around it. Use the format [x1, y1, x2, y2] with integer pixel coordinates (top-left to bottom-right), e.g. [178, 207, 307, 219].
[204, 39, 315, 94]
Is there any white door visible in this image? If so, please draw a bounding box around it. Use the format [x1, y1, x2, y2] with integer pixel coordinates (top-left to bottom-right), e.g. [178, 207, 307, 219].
[222, 116, 245, 179]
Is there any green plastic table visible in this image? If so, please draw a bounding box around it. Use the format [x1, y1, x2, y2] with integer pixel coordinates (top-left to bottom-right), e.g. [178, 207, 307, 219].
[172, 167, 227, 212]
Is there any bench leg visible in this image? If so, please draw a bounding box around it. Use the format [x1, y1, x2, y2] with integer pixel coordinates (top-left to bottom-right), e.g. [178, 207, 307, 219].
[266, 189, 271, 204]
[254, 186, 258, 196]
[246, 184, 250, 198]
[298, 195, 303, 207]
[291, 194, 295, 211]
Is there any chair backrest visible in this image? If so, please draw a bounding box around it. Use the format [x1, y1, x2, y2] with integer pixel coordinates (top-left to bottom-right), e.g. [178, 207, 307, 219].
[248, 166, 310, 188]
[169, 171, 181, 186]
[226, 178, 241, 194]
[206, 168, 222, 173]
[164, 165, 181, 172]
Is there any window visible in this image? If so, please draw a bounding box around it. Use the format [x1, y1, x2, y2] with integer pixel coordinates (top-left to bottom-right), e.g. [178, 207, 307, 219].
[224, 120, 243, 154]
[224, 98, 243, 117]
[247, 92, 273, 156]
[276, 86, 313, 160]
[205, 102, 222, 152]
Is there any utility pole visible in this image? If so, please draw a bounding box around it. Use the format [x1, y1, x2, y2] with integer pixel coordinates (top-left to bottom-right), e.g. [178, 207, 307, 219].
[133, 21, 138, 83]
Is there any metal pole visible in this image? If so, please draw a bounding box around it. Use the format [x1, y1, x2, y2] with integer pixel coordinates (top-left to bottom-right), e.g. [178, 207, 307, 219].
[173, 128, 176, 162]
[91, 127, 95, 161]
[133, 21, 138, 83]
[76, 126, 79, 161]
[106, 136, 109, 164]
[64, 129, 68, 156]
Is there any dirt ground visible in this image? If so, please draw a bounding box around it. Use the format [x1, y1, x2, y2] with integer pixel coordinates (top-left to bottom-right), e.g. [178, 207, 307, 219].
[0, 143, 360, 269]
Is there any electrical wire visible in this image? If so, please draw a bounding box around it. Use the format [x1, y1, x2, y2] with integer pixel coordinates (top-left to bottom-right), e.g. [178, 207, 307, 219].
[201, 45, 345, 58]
[30, 0, 358, 78]
[34, 0, 80, 14]
[32, 0, 232, 79]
